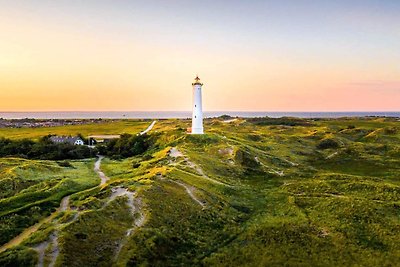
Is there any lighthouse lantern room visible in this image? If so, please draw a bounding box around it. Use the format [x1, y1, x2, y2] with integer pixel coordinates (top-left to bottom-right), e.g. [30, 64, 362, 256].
[191, 76, 204, 134]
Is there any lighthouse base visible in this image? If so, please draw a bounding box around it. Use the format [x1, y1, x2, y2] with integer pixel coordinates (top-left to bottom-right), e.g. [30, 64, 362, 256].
[191, 127, 204, 135]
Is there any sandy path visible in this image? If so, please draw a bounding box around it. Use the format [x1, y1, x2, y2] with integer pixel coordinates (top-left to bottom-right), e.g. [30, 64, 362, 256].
[1, 156, 105, 257]
[111, 187, 146, 261]
[33, 242, 47, 267]
[326, 151, 339, 159]
[169, 147, 231, 187]
[171, 180, 205, 208]
[42, 157, 108, 265]
[0, 195, 70, 254]
[140, 120, 157, 135]
[94, 156, 109, 186]
[222, 119, 237, 123]
[255, 156, 284, 176]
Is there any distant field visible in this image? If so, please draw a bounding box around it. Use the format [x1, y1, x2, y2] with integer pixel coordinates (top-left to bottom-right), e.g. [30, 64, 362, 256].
[0, 117, 399, 266]
[0, 120, 151, 140]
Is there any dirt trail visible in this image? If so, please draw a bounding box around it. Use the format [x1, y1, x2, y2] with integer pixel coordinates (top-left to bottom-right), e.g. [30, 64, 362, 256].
[169, 147, 231, 187]
[140, 120, 157, 135]
[94, 159, 147, 262]
[222, 119, 237, 123]
[0, 156, 106, 257]
[326, 151, 339, 159]
[104, 187, 135, 208]
[94, 156, 108, 186]
[112, 188, 146, 261]
[41, 159, 109, 265]
[171, 180, 205, 208]
[255, 156, 284, 176]
[0, 195, 70, 254]
[33, 242, 47, 267]
[220, 134, 299, 167]
[47, 232, 59, 267]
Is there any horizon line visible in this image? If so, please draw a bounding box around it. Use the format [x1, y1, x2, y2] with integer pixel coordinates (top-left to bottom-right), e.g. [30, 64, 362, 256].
[1, 110, 400, 113]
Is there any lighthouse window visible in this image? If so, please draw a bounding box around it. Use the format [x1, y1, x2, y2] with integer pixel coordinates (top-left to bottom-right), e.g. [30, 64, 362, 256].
[195, 105, 196, 107]
[195, 116, 197, 118]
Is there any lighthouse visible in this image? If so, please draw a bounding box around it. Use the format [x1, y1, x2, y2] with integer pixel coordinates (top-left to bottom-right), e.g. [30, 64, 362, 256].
[191, 76, 204, 134]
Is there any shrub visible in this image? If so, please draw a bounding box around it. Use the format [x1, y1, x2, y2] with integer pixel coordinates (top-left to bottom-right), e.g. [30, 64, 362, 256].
[316, 138, 340, 149]
[132, 162, 141, 168]
[0, 247, 36, 267]
[57, 161, 74, 168]
[384, 127, 397, 135]
[234, 149, 261, 170]
[247, 117, 313, 126]
[0, 136, 93, 160]
[105, 134, 153, 158]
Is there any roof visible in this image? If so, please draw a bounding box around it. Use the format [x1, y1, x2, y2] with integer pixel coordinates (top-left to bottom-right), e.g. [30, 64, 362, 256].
[192, 76, 203, 86]
[88, 135, 121, 140]
[49, 136, 83, 144]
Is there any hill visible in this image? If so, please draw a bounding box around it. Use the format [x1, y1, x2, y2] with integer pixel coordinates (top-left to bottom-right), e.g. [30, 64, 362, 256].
[0, 117, 399, 266]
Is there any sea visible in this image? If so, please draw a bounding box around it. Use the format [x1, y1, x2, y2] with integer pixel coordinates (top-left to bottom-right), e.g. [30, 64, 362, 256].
[0, 111, 399, 119]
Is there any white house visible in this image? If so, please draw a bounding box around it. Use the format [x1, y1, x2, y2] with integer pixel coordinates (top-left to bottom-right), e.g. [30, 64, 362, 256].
[50, 136, 85, 145]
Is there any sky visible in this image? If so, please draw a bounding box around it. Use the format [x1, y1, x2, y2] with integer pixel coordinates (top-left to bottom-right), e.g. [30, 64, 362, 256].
[0, 0, 399, 112]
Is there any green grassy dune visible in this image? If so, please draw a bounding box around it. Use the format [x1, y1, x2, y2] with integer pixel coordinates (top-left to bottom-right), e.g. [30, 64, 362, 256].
[0, 117, 399, 266]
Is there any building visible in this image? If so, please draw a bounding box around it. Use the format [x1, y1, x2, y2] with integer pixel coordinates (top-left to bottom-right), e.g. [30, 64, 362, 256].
[88, 135, 121, 145]
[50, 136, 85, 145]
[191, 76, 204, 134]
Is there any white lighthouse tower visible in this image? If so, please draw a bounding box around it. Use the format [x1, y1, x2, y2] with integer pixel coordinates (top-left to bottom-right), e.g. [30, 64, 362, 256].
[191, 76, 204, 134]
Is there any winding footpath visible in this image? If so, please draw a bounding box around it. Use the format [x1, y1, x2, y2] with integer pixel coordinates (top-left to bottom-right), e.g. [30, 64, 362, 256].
[0, 156, 108, 257]
[140, 120, 157, 135]
[2, 121, 155, 260]
[94, 156, 109, 186]
[0, 196, 70, 255]
[94, 158, 146, 262]
[171, 180, 206, 208]
[169, 147, 232, 187]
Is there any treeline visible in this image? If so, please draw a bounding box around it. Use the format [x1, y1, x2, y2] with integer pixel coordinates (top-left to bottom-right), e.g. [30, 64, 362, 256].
[0, 136, 93, 160]
[247, 117, 313, 126]
[0, 133, 155, 160]
[97, 134, 154, 159]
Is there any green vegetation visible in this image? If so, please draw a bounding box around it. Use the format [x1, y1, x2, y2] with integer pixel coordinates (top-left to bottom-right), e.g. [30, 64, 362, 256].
[0, 120, 150, 140]
[0, 117, 400, 266]
[0, 136, 94, 160]
[0, 159, 99, 246]
[97, 134, 155, 159]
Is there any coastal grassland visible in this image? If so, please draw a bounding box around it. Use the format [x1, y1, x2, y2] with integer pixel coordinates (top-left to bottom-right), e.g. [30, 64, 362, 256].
[89, 117, 400, 266]
[0, 120, 150, 140]
[198, 117, 400, 266]
[57, 197, 135, 267]
[1, 117, 400, 266]
[0, 158, 99, 246]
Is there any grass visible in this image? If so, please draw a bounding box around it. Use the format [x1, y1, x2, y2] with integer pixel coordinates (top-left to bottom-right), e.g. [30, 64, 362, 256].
[0, 120, 150, 140]
[1, 117, 400, 266]
[0, 158, 99, 246]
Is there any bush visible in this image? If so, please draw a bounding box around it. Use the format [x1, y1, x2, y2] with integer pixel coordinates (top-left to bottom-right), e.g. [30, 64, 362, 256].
[0, 136, 94, 160]
[57, 161, 74, 168]
[186, 134, 220, 146]
[234, 149, 261, 172]
[0, 247, 36, 267]
[317, 138, 340, 150]
[384, 127, 397, 135]
[104, 134, 153, 158]
[132, 162, 141, 168]
[247, 117, 313, 126]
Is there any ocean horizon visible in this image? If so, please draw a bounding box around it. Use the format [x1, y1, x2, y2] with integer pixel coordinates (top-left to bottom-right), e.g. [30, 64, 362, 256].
[0, 111, 399, 120]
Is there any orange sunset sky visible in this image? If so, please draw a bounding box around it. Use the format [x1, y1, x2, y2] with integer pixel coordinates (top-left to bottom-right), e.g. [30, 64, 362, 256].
[0, 0, 399, 112]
